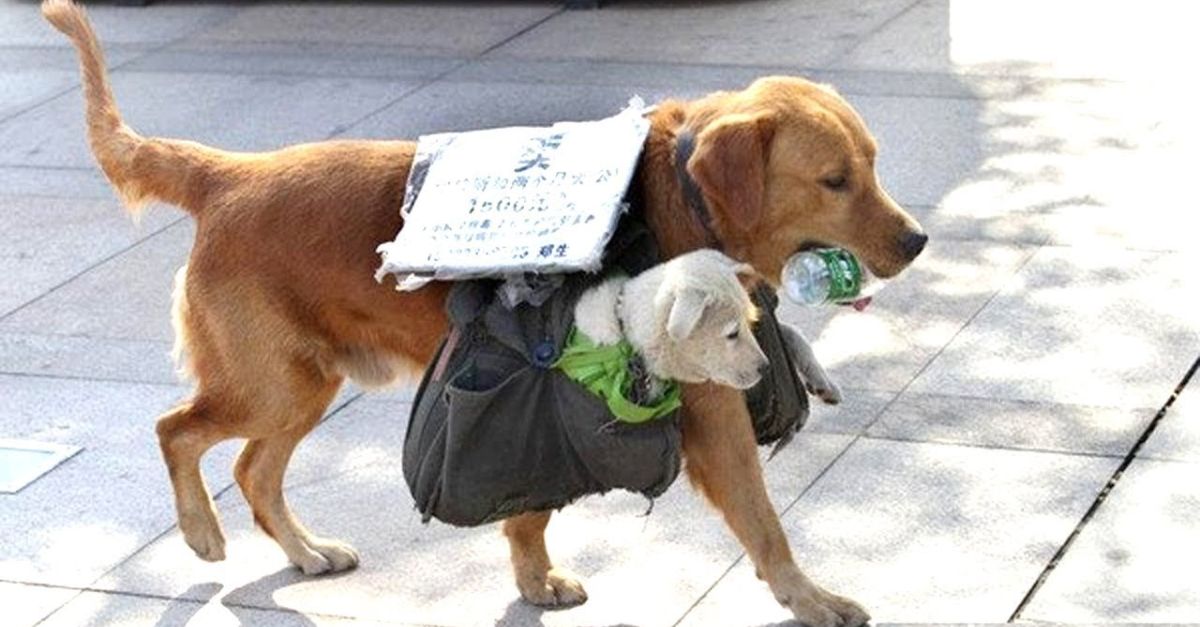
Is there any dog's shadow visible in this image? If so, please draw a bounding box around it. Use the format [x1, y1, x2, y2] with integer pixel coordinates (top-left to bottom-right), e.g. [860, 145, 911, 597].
[218, 566, 356, 625]
[494, 599, 639, 627]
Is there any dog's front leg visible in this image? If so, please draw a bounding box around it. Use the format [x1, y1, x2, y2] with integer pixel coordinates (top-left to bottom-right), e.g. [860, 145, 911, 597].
[681, 382, 869, 627]
[503, 511, 588, 608]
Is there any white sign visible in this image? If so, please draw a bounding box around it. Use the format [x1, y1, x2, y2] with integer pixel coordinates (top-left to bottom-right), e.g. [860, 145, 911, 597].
[375, 98, 651, 290]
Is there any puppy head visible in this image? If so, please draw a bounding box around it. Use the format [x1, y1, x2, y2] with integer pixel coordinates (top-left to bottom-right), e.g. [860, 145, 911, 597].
[683, 76, 927, 281]
[649, 250, 767, 389]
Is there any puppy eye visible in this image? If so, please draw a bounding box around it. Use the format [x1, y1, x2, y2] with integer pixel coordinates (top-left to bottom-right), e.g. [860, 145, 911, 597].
[725, 328, 739, 340]
[821, 175, 848, 191]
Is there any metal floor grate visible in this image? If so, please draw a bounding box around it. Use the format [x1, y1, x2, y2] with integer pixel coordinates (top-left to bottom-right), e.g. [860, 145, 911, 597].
[0, 439, 82, 494]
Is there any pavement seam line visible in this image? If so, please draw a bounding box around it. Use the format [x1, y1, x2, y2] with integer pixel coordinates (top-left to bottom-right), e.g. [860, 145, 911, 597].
[1007, 352, 1200, 622]
[859, 432, 1129, 460]
[862, 237, 1050, 433]
[325, 6, 566, 139]
[0, 370, 185, 388]
[0, 5, 243, 129]
[827, 0, 926, 66]
[477, 7, 567, 59]
[0, 214, 185, 323]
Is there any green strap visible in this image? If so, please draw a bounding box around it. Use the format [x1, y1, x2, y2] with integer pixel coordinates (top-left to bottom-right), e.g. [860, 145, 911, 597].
[554, 328, 681, 424]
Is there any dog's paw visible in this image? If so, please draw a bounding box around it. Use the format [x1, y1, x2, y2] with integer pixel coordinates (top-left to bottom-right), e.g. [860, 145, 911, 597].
[310, 538, 361, 572]
[776, 591, 843, 627]
[817, 589, 871, 627]
[770, 570, 869, 627]
[806, 379, 842, 406]
[179, 512, 226, 562]
[518, 567, 588, 609]
[294, 538, 360, 576]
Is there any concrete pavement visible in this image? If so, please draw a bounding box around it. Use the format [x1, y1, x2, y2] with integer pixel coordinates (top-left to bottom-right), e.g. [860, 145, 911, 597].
[1, 1, 1198, 625]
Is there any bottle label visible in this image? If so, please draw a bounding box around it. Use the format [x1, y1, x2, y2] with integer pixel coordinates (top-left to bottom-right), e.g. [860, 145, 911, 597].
[814, 249, 862, 302]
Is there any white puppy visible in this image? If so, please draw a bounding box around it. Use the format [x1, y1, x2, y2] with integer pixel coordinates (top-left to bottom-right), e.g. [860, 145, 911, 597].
[574, 249, 840, 403]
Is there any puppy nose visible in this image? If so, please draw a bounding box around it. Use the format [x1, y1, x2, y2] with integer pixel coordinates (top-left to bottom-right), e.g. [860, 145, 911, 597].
[900, 230, 928, 261]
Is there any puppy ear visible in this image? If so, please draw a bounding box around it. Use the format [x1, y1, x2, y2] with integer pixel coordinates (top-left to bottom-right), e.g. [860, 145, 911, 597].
[687, 113, 775, 234]
[667, 287, 709, 341]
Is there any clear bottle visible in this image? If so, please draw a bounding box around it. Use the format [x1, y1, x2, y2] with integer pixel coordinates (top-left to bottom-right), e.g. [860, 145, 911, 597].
[780, 248, 878, 307]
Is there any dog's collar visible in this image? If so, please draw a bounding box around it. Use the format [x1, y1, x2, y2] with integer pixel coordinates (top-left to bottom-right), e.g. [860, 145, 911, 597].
[673, 130, 723, 251]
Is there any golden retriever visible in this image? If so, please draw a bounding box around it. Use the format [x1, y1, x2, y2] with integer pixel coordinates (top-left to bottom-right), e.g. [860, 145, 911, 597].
[42, 1, 926, 624]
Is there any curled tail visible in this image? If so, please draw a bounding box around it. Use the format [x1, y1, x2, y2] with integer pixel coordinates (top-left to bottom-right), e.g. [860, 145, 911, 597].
[42, 0, 221, 214]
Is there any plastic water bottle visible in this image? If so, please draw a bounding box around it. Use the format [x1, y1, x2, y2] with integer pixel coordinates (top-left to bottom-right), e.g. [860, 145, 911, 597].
[780, 248, 877, 307]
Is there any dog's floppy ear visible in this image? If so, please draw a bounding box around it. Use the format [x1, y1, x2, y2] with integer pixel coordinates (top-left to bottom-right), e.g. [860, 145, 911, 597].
[667, 287, 709, 341]
[687, 113, 775, 234]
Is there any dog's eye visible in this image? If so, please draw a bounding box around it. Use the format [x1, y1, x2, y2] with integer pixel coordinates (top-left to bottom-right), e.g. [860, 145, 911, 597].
[821, 175, 848, 191]
[726, 328, 739, 340]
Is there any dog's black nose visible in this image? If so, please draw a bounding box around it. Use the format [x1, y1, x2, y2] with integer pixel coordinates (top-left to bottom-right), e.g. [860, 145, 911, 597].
[900, 230, 928, 260]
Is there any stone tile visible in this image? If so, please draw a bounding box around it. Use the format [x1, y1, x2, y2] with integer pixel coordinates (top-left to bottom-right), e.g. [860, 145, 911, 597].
[0, 166, 116, 200]
[490, 0, 915, 67]
[345, 80, 709, 139]
[37, 589, 408, 627]
[903, 204, 1048, 246]
[841, 93, 986, 211]
[1022, 458, 1200, 623]
[1140, 378, 1200, 463]
[0, 220, 193, 342]
[190, 3, 559, 57]
[0, 1, 237, 47]
[0, 581, 79, 627]
[447, 58, 1036, 101]
[779, 238, 1037, 392]
[0, 332, 177, 385]
[921, 84, 1189, 252]
[0, 68, 76, 123]
[0, 45, 149, 122]
[829, 80, 1190, 254]
[99, 394, 854, 627]
[869, 393, 1155, 456]
[0, 374, 242, 588]
[803, 389, 895, 435]
[124, 42, 462, 81]
[0, 195, 181, 317]
[834, 0, 1200, 81]
[0, 71, 422, 169]
[0, 44, 149, 74]
[908, 246, 1199, 408]
[679, 438, 1120, 625]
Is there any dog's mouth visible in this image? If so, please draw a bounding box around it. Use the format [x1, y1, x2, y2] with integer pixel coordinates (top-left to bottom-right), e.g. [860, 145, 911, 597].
[794, 240, 829, 255]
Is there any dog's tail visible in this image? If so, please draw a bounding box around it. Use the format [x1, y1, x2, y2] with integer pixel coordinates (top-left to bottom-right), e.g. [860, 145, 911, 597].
[42, 0, 222, 215]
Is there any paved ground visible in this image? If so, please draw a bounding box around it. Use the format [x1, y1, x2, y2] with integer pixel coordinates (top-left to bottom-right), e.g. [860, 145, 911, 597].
[2, 1, 1199, 625]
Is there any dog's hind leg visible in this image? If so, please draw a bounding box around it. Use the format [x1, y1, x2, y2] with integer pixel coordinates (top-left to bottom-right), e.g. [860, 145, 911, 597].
[681, 382, 869, 627]
[156, 398, 236, 562]
[232, 373, 357, 575]
[503, 511, 588, 608]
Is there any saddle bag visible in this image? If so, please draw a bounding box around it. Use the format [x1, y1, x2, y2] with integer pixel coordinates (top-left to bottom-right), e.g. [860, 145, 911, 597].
[402, 222, 682, 527]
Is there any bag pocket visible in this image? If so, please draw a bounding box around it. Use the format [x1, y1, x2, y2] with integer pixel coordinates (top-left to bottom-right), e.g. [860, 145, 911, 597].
[553, 371, 682, 499]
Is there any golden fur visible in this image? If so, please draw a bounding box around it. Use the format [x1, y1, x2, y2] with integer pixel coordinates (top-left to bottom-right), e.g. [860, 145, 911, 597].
[42, 1, 925, 624]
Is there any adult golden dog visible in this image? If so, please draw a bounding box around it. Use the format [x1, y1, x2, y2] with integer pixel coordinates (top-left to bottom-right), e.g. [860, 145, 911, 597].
[43, 1, 925, 624]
